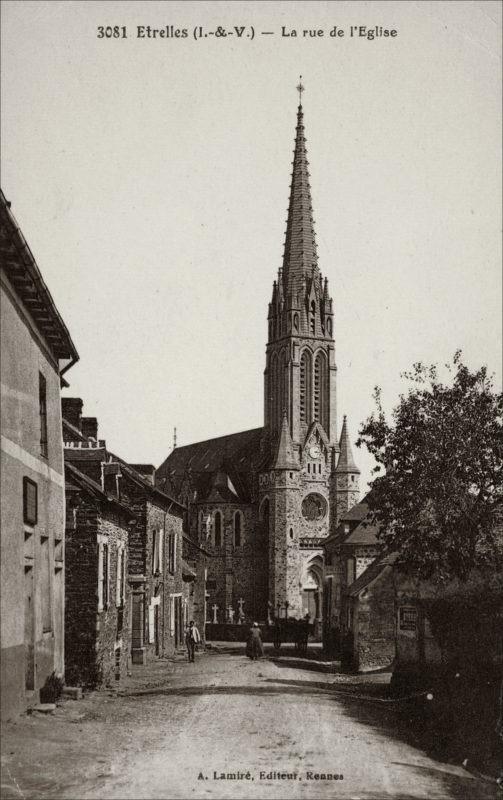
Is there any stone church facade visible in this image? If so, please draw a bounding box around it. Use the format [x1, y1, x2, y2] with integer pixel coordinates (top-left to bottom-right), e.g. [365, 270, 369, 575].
[156, 97, 360, 628]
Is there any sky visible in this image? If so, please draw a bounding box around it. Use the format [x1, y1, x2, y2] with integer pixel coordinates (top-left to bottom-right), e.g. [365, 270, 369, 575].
[1, 0, 501, 490]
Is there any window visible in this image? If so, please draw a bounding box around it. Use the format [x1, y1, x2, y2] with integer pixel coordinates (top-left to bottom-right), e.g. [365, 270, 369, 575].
[261, 499, 270, 541]
[300, 350, 312, 423]
[310, 300, 316, 334]
[167, 532, 177, 574]
[270, 353, 278, 428]
[234, 511, 242, 547]
[23, 477, 38, 525]
[214, 511, 222, 547]
[116, 544, 126, 606]
[39, 373, 48, 458]
[152, 529, 163, 575]
[41, 535, 52, 632]
[98, 537, 110, 611]
[346, 557, 355, 586]
[278, 350, 286, 425]
[314, 352, 327, 426]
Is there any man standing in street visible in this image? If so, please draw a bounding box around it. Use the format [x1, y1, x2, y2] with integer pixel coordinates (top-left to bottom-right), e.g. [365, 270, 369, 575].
[185, 620, 201, 663]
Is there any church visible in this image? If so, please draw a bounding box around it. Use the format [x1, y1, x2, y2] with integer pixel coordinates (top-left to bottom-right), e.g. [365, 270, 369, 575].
[156, 89, 361, 629]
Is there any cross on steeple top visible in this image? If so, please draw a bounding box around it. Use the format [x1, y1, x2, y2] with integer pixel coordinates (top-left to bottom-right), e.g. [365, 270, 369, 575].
[296, 76, 305, 105]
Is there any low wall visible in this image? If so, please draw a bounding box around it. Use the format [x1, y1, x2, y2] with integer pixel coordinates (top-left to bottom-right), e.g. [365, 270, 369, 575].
[206, 620, 313, 643]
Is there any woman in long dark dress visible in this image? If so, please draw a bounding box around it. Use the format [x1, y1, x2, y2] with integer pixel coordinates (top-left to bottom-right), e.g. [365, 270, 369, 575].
[247, 622, 264, 660]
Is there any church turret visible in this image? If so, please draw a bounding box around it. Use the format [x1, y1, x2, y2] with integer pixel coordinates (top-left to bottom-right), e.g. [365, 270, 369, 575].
[273, 412, 300, 471]
[333, 415, 360, 524]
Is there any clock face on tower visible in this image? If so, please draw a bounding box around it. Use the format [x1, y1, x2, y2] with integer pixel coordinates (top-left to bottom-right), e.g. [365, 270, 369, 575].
[309, 445, 321, 459]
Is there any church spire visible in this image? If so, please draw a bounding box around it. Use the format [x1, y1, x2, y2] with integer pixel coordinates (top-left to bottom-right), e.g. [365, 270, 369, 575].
[282, 79, 318, 295]
[336, 416, 360, 473]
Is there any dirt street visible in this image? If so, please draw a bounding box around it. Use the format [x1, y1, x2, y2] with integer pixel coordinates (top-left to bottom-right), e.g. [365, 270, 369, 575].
[1, 647, 498, 800]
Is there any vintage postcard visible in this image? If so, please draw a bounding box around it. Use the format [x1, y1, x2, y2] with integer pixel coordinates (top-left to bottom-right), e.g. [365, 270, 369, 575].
[1, 2, 501, 799]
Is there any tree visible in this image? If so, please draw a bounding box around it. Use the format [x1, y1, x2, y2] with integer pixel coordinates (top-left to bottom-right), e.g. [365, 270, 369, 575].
[357, 352, 503, 580]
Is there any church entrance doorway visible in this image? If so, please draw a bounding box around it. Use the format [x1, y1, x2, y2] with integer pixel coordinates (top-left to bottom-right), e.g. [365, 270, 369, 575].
[302, 588, 319, 621]
[302, 557, 324, 639]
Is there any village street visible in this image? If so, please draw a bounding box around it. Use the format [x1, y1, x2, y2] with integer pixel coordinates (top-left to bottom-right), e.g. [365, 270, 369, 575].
[1, 646, 498, 800]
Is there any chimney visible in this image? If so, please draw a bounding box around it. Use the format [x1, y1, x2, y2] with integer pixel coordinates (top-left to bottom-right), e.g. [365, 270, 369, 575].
[62, 398, 83, 430]
[101, 461, 122, 498]
[130, 464, 156, 485]
[81, 417, 98, 441]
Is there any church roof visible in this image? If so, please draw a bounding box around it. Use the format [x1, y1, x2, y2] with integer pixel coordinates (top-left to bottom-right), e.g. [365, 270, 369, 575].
[336, 416, 360, 474]
[156, 427, 265, 503]
[282, 98, 319, 295]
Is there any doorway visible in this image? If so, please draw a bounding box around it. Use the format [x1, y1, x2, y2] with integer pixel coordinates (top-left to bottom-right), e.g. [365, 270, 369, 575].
[24, 565, 34, 690]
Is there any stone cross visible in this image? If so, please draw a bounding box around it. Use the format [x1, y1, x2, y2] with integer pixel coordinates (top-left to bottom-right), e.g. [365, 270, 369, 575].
[228, 607, 235, 624]
[237, 597, 245, 624]
[212, 604, 219, 624]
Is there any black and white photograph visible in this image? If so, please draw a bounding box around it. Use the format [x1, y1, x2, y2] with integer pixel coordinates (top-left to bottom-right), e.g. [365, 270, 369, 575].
[0, 1, 502, 798]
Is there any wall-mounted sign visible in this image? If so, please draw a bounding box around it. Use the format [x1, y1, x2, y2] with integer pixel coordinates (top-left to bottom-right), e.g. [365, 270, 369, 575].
[399, 605, 418, 631]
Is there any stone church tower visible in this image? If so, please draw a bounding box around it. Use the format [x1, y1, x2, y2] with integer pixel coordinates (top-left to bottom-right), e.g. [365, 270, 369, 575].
[156, 90, 360, 630]
[259, 95, 351, 620]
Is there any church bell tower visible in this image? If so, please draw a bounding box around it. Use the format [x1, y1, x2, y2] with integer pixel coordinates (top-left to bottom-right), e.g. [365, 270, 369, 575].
[259, 82, 352, 622]
[264, 83, 337, 451]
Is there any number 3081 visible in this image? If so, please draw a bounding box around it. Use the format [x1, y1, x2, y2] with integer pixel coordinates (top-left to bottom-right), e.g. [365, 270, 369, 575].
[97, 26, 127, 38]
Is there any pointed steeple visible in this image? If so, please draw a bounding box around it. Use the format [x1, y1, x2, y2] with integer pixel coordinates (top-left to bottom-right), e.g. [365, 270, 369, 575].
[282, 84, 319, 295]
[336, 416, 360, 473]
[273, 411, 299, 470]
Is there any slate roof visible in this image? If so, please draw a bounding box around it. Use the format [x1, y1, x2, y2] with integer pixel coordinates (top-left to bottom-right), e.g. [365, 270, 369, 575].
[63, 415, 185, 513]
[323, 496, 380, 548]
[156, 427, 265, 503]
[347, 553, 398, 597]
[65, 461, 132, 518]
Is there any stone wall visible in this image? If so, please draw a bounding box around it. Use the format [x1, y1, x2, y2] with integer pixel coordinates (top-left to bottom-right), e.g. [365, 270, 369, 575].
[351, 564, 395, 672]
[65, 499, 130, 687]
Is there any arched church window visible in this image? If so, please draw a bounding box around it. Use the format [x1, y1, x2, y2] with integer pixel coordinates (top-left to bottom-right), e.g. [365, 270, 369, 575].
[270, 353, 278, 428]
[214, 511, 222, 547]
[234, 511, 243, 547]
[327, 317, 332, 336]
[300, 350, 312, 424]
[279, 350, 287, 427]
[293, 313, 299, 331]
[310, 300, 316, 334]
[314, 351, 327, 429]
[260, 498, 270, 540]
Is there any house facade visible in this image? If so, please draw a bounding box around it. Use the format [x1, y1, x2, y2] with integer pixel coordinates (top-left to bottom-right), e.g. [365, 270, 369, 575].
[0, 190, 78, 719]
[64, 460, 132, 687]
[62, 399, 187, 667]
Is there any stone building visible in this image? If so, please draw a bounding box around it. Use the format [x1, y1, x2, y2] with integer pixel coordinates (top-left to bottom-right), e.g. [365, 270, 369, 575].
[62, 399, 187, 666]
[323, 493, 381, 636]
[64, 460, 132, 687]
[156, 97, 361, 631]
[0, 190, 79, 719]
[342, 553, 397, 672]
